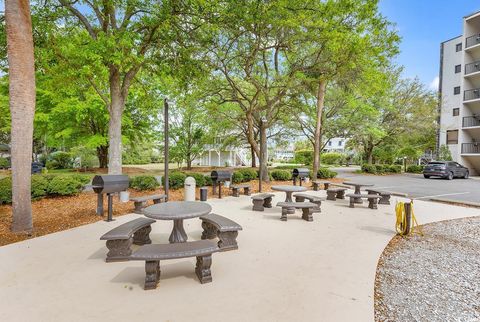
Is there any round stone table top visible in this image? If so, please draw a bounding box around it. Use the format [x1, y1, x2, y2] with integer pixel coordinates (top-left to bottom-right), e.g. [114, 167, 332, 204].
[342, 182, 374, 187]
[271, 185, 308, 193]
[143, 201, 212, 220]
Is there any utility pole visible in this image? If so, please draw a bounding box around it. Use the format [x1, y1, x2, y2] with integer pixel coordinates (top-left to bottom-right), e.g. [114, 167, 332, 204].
[164, 99, 169, 201]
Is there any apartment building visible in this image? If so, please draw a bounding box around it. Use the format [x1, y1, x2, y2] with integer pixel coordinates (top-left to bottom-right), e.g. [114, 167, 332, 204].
[438, 10, 480, 175]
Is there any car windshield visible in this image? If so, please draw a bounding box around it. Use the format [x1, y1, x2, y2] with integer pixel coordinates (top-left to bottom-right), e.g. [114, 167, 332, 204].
[428, 162, 445, 165]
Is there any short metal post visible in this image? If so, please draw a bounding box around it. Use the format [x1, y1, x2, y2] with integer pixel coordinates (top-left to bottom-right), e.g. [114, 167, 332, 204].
[106, 193, 114, 222]
[96, 193, 104, 216]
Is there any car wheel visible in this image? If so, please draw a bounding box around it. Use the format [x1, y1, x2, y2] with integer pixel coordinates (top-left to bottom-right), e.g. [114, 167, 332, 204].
[464, 171, 469, 179]
[447, 172, 454, 180]
[423, 174, 430, 179]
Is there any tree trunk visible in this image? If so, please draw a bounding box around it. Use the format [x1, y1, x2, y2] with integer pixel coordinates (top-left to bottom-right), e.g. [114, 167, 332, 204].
[250, 144, 256, 168]
[97, 145, 108, 168]
[312, 79, 327, 181]
[108, 71, 125, 175]
[366, 140, 374, 164]
[259, 123, 269, 182]
[6, 0, 36, 233]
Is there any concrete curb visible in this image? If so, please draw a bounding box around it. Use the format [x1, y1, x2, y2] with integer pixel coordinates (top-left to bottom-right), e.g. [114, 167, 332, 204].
[427, 197, 480, 208]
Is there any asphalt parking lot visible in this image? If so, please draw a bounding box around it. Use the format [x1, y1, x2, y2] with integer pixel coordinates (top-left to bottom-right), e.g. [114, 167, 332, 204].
[332, 167, 480, 205]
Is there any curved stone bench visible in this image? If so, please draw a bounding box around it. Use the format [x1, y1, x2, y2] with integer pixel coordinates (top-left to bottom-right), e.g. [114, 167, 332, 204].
[130, 240, 219, 290]
[276, 201, 317, 222]
[100, 218, 156, 262]
[251, 193, 275, 211]
[311, 180, 331, 191]
[365, 189, 392, 205]
[200, 213, 242, 251]
[294, 193, 323, 212]
[346, 194, 382, 209]
[326, 188, 347, 201]
[130, 194, 167, 214]
[230, 184, 251, 197]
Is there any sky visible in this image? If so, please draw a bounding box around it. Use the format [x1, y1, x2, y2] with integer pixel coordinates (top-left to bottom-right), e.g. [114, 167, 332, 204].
[379, 0, 480, 90]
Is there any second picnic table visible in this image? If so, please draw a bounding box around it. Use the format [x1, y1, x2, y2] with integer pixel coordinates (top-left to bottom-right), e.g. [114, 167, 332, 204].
[271, 185, 307, 214]
[342, 182, 374, 204]
[143, 201, 212, 244]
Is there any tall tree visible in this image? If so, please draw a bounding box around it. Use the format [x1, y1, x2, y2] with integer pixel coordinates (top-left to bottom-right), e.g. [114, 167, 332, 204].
[5, 0, 36, 232]
[291, 0, 399, 178]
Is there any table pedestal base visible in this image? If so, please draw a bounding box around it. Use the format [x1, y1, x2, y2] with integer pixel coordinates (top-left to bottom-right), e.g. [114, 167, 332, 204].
[169, 219, 188, 243]
[284, 192, 296, 214]
[354, 188, 363, 204]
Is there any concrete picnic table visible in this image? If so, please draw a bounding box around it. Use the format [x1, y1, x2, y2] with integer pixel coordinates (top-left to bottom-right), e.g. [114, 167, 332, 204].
[143, 201, 212, 243]
[342, 182, 374, 204]
[271, 185, 307, 214]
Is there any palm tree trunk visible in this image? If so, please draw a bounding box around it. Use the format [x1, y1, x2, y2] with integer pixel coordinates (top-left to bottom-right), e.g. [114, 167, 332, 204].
[6, 0, 36, 233]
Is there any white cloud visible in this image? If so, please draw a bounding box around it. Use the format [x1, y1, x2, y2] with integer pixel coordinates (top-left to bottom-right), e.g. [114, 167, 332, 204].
[429, 76, 439, 91]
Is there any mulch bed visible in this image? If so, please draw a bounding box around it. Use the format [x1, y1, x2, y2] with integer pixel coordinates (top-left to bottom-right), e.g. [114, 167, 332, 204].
[0, 178, 344, 246]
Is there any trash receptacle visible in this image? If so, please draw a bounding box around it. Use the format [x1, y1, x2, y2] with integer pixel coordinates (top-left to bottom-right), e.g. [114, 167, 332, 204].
[184, 177, 196, 201]
[200, 187, 208, 201]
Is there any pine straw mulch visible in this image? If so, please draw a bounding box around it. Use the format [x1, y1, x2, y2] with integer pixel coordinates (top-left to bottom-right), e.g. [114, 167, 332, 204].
[0, 178, 344, 247]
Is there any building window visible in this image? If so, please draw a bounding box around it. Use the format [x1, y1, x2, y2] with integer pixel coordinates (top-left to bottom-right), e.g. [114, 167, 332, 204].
[454, 86, 460, 95]
[455, 65, 461, 73]
[446, 130, 458, 144]
[453, 108, 460, 116]
[456, 43, 462, 52]
[328, 141, 332, 146]
[338, 140, 342, 146]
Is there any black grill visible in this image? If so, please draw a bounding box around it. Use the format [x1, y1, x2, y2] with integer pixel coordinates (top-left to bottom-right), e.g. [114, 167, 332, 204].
[92, 175, 129, 221]
[292, 168, 310, 186]
[210, 170, 232, 198]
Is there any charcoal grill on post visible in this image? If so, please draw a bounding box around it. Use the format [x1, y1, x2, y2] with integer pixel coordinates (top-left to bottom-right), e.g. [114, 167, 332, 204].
[92, 175, 129, 222]
[292, 168, 310, 186]
[210, 170, 232, 199]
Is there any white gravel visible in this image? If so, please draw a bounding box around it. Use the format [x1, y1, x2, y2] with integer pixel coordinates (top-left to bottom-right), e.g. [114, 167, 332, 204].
[375, 216, 480, 322]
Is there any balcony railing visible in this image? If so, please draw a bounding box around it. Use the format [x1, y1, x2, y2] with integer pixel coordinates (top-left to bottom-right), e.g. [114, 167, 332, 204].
[466, 34, 480, 48]
[462, 143, 480, 154]
[464, 88, 480, 101]
[465, 61, 480, 75]
[463, 116, 480, 127]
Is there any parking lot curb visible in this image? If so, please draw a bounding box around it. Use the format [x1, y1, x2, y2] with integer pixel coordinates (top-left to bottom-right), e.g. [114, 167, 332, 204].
[428, 197, 480, 208]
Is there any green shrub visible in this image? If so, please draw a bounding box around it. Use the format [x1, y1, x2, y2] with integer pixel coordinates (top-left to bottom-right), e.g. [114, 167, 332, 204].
[47, 176, 84, 196]
[361, 164, 377, 174]
[163, 172, 187, 189]
[0, 177, 12, 204]
[294, 150, 314, 165]
[270, 169, 292, 181]
[317, 167, 337, 179]
[31, 175, 48, 199]
[237, 168, 258, 181]
[204, 175, 213, 186]
[274, 165, 299, 170]
[0, 157, 9, 169]
[386, 165, 402, 173]
[375, 164, 385, 174]
[231, 171, 244, 184]
[71, 174, 92, 185]
[130, 175, 160, 191]
[46, 151, 74, 169]
[321, 152, 344, 165]
[406, 165, 424, 173]
[184, 173, 207, 187]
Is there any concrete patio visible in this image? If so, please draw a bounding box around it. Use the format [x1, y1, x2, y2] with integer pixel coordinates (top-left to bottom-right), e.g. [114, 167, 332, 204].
[0, 189, 478, 322]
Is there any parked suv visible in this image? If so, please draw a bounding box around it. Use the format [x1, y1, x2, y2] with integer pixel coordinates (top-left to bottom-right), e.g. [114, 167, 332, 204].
[423, 161, 469, 180]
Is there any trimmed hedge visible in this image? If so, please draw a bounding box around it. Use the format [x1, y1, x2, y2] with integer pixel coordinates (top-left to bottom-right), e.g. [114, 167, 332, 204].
[387, 165, 402, 173]
[270, 169, 292, 181]
[0, 157, 9, 169]
[361, 164, 377, 174]
[317, 168, 337, 179]
[361, 164, 403, 174]
[47, 176, 84, 196]
[321, 152, 344, 165]
[31, 175, 48, 199]
[184, 173, 207, 187]
[130, 175, 160, 191]
[163, 172, 187, 189]
[231, 171, 244, 184]
[294, 150, 313, 165]
[0, 177, 12, 204]
[406, 165, 424, 173]
[236, 168, 258, 181]
[274, 165, 301, 170]
[46, 151, 74, 169]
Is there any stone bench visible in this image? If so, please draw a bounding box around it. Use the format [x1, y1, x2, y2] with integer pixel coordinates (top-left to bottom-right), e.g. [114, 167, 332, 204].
[311, 180, 331, 191]
[230, 184, 251, 197]
[326, 188, 347, 201]
[294, 193, 323, 212]
[100, 218, 156, 262]
[129, 240, 219, 290]
[251, 193, 275, 211]
[130, 194, 167, 214]
[365, 189, 392, 205]
[200, 213, 242, 251]
[346, 193, 382, 209]
[276, 201, 317, 222]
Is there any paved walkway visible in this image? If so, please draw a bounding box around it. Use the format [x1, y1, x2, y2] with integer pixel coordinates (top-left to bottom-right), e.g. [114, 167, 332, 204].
[0, 190, 478, 322]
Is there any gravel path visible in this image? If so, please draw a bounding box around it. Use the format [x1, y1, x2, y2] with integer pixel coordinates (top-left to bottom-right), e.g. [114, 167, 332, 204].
[374, 216, 480, 322]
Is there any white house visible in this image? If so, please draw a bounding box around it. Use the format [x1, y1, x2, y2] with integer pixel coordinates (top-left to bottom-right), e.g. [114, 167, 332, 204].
[323, 138, 348, 153]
